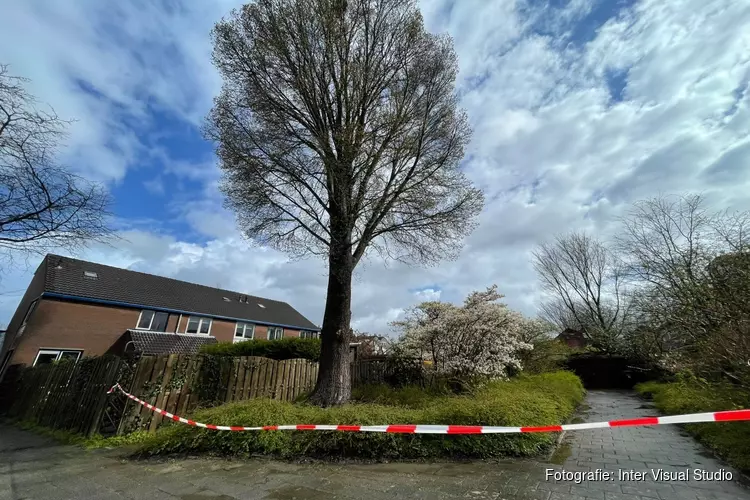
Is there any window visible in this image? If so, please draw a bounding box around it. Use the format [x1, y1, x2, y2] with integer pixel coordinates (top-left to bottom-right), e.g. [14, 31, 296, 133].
[267, 326, 284, 340]
[234, 322, 255, 343]
[136, 310, 169, 332]
[83, 270, 98, 279]
[300, 331, 318, 339]
[33, 349, 82, 366]
[185, 316, 212, 335]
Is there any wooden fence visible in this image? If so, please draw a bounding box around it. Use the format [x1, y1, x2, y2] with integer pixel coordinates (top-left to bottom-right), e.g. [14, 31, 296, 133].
[0, 356, 128, 436]
[0, 354, 319, 436]
[117, 355, 318, 434]
[352, 357, 431, 387]
[0, 354, 422, 437]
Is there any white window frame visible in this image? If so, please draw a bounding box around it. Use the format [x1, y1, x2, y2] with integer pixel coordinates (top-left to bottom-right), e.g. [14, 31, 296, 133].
[267, 326, 284, 340]
[233, 322, 255, 343]
[33, 349, 82, 366]
[184, 316, 212, 336]
[300, 331, 318, 339]
[136, 309, 155, 330]
[135, 309, 169, 331]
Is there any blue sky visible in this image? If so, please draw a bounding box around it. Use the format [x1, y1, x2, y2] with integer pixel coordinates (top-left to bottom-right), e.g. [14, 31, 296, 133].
[1, 0, 749, 334]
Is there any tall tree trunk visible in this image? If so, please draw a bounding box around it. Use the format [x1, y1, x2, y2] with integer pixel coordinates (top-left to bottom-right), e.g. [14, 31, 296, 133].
[309, 240, 354, 406]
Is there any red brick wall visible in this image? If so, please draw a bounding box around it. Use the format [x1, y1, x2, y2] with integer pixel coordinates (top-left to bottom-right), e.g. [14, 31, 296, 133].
[166, 314, 179, 333]
[0, 259, 48, 373]
[210, 319, 234, 343]
[10, 299, 141, 366]
[175, 319, 301, 342]
[7, 298, 308, 367]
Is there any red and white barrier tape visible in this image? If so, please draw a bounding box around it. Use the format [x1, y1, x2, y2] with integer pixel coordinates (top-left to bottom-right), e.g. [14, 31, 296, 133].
[107, 383, 750, 434]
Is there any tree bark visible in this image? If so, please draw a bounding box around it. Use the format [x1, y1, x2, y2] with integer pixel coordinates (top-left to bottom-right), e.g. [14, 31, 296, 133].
[309, 235, 354, 406]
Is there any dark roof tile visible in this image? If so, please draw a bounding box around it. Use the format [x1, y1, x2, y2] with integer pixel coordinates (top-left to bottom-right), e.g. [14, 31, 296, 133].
[42, 254, 319, 330]
[124, 330, 217, 355]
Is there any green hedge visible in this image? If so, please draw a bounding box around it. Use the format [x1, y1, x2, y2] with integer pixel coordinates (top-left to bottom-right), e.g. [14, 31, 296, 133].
[136, 371, 584, 460]
[200, 337, 321, 361]
[636, 380, 750, 473]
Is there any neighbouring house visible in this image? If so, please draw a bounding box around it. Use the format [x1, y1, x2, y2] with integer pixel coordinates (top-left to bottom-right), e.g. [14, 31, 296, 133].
[556, 328, 587, 349]
[0, 254, 320, 377]
[352, 334, 392, 358]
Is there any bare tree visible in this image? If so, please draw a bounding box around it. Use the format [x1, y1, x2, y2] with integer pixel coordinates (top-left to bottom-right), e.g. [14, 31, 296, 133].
[0, 65, 111, 264]
[539, 297, 586, 332]
[615, 195, 715, 298]
[206, 0, 483, 405]
[614, 195, 718, 343]
[533, 232, 629, 353]
[615, 194, 750, 380]
[712, 208, 750, 253]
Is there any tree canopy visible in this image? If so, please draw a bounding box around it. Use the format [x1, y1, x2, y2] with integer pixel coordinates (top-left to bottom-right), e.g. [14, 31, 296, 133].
[207, 0, 483, 405]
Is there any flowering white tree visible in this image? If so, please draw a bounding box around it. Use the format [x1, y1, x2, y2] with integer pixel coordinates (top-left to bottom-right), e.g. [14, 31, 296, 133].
[392, 286, 533, 382]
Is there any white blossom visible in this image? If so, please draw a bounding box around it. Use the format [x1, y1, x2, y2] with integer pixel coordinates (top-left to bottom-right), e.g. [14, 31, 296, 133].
[392, 285, 534, 380]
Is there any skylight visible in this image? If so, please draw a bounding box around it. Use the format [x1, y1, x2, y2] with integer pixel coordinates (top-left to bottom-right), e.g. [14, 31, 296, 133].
[83, 271, 98, 279]
[257, 303, 266, 309]
[223, 297, 231, 302]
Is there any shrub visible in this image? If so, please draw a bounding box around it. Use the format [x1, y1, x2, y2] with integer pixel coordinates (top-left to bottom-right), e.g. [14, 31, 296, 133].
[392, 286, 533, 383]
[519, 339, 573, 374]
[136, 371, 584, 460]
[201, 337, 321, 361]
[635, 380, 750, 473]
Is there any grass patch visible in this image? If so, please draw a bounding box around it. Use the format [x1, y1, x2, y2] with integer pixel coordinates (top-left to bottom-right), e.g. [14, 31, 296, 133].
[635, 380, 750, 474]
[137, 371, 584, 461]
[12, 420, 152, 449]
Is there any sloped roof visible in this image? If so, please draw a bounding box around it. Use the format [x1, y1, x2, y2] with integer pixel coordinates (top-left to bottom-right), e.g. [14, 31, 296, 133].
[124, 330, 217, 355]
[39, 254, 319, 330]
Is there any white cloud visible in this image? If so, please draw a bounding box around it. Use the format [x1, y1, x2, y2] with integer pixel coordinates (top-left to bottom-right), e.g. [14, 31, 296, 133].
[0, 0, 240, 182]
[414, 288, 442, 302]
[2, 0, 750, 338]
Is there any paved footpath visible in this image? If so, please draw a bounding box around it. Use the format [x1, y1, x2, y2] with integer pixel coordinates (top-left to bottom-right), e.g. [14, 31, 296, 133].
[0, 390, 748, 499]
[553, 390, 749, 500]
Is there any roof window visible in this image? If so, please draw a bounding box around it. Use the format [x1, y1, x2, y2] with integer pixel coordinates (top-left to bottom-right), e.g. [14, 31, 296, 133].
[223, 297, 231, 302]
[83, 271, 98, 279]
[257, 303, 266, 309]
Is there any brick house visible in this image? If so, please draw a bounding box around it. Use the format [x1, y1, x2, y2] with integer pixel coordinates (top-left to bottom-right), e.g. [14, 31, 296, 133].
[0, 254, 320, 375]
[556, 328, 587, 349]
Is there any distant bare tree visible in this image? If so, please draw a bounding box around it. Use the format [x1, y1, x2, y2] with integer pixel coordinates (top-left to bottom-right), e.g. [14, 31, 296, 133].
[207, 0, 483, 405]
[615, 194, 750, 380]
[712, 208, 750, 253]
[0, 65, 111, 264]
[539, 298, 585, 332]
[614, 195, 718, 345]
[533, 232, 629, 353]
[615, 195, 715, 298]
